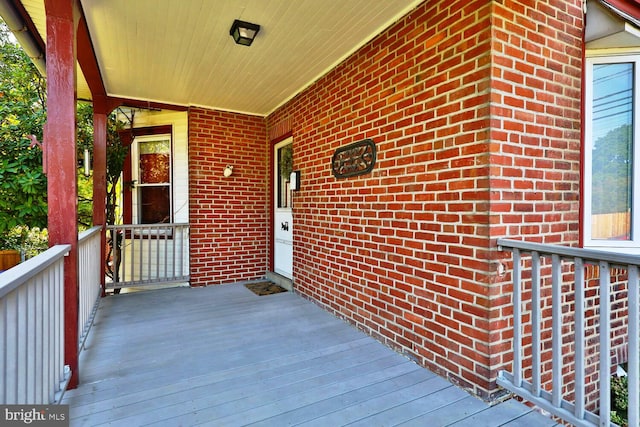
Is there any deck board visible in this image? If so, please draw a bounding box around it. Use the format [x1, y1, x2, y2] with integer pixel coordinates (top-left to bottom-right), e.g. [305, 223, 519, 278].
[62, 284, 555, 426]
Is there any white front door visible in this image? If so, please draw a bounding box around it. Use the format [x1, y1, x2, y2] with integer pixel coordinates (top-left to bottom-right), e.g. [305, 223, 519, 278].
[274, 138, 293, 278]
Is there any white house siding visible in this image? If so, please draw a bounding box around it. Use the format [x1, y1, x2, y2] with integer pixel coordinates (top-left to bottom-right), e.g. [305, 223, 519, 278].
[129, 109, 189, 223]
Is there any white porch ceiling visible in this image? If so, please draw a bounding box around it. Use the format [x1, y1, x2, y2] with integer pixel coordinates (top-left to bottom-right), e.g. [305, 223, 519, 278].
[19, 0, 424, 116]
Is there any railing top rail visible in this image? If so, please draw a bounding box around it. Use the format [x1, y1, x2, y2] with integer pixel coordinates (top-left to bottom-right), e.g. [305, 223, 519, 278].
[0, 244, 71, 298]
[78, 225, 103, 243]
[497, 238, 640, 267]
[107, 223, 189, 230]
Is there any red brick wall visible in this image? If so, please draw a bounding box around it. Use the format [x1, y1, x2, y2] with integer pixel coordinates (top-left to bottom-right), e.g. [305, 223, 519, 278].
[489, 0, 584, 391]
[269, 0, 499, 398]
[267, 0, 592, 402]
[489, 1, 583, 243]
[189, 108, 269, 286]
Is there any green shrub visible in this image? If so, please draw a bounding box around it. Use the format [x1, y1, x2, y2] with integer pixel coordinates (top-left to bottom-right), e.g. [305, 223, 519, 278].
[611, 375, 628, 427]
[0, 225, 48, 259]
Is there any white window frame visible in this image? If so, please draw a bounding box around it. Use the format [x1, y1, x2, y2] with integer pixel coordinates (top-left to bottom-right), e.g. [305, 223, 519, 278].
[131, 133, 173, 224]
[584, 53, 640, 251]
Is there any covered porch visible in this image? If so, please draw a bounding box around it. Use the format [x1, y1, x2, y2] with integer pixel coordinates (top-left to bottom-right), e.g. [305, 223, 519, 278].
[62, 284, 556, 426]
[3, 0, 640, 426]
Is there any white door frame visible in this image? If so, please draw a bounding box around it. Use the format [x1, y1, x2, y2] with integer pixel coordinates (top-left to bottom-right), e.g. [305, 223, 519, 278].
[273, 138, 293, 279]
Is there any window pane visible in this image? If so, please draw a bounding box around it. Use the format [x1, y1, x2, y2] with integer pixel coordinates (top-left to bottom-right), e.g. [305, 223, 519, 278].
[139, 186, 170, 224]
[139, 139, 170, 184]
[277, 143, 293, 209]
[591, 63, 633, 240]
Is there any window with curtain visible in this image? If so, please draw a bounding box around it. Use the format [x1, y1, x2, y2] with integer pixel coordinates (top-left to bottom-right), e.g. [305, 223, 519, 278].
[133, 134, 172, 224]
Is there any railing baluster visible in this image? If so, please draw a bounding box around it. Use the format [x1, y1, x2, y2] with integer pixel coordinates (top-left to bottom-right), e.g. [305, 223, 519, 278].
[173, 225, 178, 279]
[118, 226, 127, 286]
[598, 261, 611, 427]
[18, 284, 27, 402]
[177, 225, 181, 278]
[165, 225, 170, 279]
[628, 265, 639, 427]
[43, 271, 51, 402]
[156, 226, 160, 281]
[513, 248, 522, 388]
[5, 291, 18, 403]
[135, 226, 139, 282]
[128, 227, 131, 281]
[159, 227, 163, 280]
[55, 258, 64, 392]
[148, 227, 152, 281]
[574, 257, 586, 420]
[35, 274, 44, 403]
[131, 227, 136, 283]
[139, 226, 144, 282]
[551, 254, 562, 408]
[26, 277, 34, 402]
[531, 251, 542, 398]
[148, 226, 153, 281]
[138, 227, 144, 280]
[142, 226, 147, 282]
[182, 225, 186, 278]
[121, 228, 126, 284]
[43, 268, 50, 403]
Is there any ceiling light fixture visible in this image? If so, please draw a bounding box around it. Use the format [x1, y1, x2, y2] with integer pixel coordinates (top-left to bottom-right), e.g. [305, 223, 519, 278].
[229, 19, 260, 46]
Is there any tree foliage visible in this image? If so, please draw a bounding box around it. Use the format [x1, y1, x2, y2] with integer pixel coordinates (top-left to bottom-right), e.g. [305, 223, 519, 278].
[611, 374, 629, 427]
[591, 124, 632, 215]
[76, 102, 130, 229]
[0, 20, 129, 234]
[0, 23, 47, 232]
[106, 118, 128, 225]
[77, 102, 94, 229]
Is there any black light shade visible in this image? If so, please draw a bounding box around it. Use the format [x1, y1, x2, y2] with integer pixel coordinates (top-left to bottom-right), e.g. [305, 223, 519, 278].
[230, 19, 260, 46]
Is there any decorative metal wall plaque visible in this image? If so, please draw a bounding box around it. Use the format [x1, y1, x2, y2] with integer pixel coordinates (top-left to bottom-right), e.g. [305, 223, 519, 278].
[331, 139, 376, 178]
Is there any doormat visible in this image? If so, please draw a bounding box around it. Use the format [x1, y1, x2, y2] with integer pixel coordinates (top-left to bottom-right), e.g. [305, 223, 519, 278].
[245, 281, 287, 296]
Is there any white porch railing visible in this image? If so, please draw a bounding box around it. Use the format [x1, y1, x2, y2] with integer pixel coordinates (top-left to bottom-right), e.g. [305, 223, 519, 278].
[106, 223, 189, 289]
[0, 245, 72, 404]
[78, 226, 102, 352]
[497, 239, 639, 427]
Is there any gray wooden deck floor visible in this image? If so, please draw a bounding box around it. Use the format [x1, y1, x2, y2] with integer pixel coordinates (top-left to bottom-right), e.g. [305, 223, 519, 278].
[62, 284, 557, 427]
